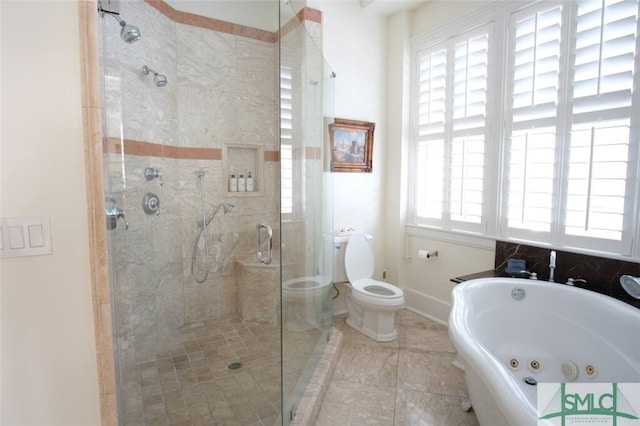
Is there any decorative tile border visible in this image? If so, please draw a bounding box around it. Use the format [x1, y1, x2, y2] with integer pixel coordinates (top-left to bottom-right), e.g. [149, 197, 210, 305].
[298, 7, 322, 24]
[290, 327, 343, 426]
[105, 137, 284, 162]
[281, 7, 323, 37]
[144, 0, 277, 42]
[305, 147, 322, 160]
[144, 0, 321, 43]
[78, 0, 118, 424]
[104, 137, 221, 160]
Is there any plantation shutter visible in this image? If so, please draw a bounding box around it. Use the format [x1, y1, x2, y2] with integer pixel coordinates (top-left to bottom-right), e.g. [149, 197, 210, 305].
[504, 4, 563, 236]
[450, 32, 488, 225]
[414, 26, 490, 231]
[280, 67, 293, 215]
[563, 0, 638, 253]
[409, 0, 640, 258]
[415, 47, 447, 221]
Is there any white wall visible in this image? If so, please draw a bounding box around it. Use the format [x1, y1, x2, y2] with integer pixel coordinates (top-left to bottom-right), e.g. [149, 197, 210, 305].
[0, 2, 101, 424]
[311, 1, 496, 322]
[308, 0, 388, 278]
[384, 1, 496, 323]
[384, 10, 412, 290]
[411, 0, 489, 35]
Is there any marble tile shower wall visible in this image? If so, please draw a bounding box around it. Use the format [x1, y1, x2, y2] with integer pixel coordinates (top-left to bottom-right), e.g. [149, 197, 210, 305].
[103, 1, 280, 362]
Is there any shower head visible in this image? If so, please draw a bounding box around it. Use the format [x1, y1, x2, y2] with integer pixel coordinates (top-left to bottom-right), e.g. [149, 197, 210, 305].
[142, 65, 168, 87]
[112, 15, 141, 43]
[201, 203, 234, 228]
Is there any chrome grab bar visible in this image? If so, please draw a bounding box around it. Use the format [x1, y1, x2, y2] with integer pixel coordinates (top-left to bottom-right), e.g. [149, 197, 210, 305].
[256, 222, 272, 264]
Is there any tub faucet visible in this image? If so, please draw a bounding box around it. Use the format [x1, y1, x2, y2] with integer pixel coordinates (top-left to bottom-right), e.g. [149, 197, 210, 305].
[549, 250, 556, 282]
[519, 270, 538, 280]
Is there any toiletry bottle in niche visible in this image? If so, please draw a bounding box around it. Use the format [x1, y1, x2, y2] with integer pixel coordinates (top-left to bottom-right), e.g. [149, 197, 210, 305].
[238, 174, 246, 192]
[246, 171, 254, 192]
[229, 173, 238, 192]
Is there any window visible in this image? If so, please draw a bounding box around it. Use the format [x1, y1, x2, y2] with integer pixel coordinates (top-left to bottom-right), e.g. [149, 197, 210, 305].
[562, 0, 638, 254]
[410, 0, 640, 258]
[502, 3, 563, 237]
[413, 25, 491, 233]
[281, 66, 293, 217]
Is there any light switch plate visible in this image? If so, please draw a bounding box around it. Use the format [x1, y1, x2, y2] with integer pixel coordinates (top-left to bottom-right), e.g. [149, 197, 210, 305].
[0, 216, 52, 258]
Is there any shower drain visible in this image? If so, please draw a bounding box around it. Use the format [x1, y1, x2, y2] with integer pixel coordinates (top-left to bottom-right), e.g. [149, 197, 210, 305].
[227, 361, 243, 370]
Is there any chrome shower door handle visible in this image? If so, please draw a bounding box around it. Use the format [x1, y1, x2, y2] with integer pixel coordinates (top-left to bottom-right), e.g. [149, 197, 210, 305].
[105, 197, 129, 230]
[256, 222, 273, 264]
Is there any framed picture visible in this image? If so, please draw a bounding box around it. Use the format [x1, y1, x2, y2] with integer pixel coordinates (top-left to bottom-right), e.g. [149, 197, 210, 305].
[328, 118, 374, 173]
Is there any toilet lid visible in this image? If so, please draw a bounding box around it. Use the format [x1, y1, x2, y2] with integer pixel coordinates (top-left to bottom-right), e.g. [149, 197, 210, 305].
[344, 233, 374, 282]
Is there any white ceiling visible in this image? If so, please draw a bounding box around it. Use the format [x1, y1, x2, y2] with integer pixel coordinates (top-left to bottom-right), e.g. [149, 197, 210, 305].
[359, 0, 428, 16]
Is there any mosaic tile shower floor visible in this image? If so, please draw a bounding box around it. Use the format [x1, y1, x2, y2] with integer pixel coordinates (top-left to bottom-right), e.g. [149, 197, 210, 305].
[120, 314, 286, 426]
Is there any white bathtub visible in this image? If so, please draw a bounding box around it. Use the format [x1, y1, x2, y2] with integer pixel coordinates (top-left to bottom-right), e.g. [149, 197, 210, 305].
[448, 277, 640, 426]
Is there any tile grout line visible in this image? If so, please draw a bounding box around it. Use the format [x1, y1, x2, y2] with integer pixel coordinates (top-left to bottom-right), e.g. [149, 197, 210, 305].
[393, 337, 401, 426]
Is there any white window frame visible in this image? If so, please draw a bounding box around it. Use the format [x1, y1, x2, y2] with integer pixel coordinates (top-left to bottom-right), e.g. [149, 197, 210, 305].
[408, 0, 640, 260]
[410, 21, 500, 235]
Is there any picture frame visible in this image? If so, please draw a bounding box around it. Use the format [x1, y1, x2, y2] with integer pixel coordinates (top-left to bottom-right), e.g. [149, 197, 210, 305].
[328, 118, 374, 173]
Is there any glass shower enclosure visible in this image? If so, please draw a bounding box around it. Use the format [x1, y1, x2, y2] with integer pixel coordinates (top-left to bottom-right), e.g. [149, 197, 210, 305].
[98, 0, 334, 424]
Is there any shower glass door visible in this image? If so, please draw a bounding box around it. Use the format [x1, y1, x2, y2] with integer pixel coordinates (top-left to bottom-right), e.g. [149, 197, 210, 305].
[99, 0, 332, 424]
[279, 3, 335, 423]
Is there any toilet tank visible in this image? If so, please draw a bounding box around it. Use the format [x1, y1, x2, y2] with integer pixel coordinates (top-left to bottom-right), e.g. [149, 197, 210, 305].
[332, 232, 372, 283]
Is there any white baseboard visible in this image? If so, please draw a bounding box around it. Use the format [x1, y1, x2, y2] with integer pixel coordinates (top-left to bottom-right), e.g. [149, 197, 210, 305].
[403, 288, 451, 325]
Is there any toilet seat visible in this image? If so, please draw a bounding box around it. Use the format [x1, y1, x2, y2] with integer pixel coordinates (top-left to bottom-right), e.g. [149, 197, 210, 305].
[352, 279, 403, 299]
[351, 278, 404, 308]
[283, 275, 331, 291]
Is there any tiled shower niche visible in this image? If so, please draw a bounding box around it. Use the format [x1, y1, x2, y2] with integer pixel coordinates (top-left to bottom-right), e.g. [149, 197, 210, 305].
[223, 143, 264, 197]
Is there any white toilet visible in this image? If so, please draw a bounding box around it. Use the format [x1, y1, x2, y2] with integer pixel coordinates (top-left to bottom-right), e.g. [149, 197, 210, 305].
[282, 275, 332, 331]
[282, 234, 334, 331]
[335, 232, 404, 342]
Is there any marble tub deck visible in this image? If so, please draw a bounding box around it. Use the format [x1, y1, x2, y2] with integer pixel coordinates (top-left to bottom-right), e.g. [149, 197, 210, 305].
[315, 310, 479, 426]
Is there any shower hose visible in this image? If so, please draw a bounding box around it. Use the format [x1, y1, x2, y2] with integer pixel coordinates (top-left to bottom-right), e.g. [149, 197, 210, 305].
[191, 172, 211, 283]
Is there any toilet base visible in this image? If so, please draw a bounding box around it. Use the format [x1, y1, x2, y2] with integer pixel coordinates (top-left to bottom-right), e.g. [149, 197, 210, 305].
[345, 290, 402, 342]
[346, 315, 398, 342]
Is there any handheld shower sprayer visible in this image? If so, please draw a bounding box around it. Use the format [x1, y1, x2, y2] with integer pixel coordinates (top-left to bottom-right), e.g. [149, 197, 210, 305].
[221, 202, 235, 214]
[142, 65, 168, 87]
[191, 170, 235, 283]
[201, 202, 235, 228]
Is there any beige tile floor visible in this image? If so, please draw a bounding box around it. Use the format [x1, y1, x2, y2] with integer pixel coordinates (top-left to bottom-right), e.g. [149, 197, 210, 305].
[314, 310, 479, 426]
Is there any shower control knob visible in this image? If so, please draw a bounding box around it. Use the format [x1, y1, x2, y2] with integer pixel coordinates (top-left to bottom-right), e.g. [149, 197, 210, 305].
[142, 193, 160, 216]
[144, 167, 163, 186]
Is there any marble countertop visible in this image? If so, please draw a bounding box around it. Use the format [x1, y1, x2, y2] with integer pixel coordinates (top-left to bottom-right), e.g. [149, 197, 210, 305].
[450, 269, 511, 284]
